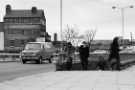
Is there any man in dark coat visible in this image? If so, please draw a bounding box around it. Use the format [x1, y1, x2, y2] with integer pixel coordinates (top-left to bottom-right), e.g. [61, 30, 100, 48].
[79, 41, 89, 70]
[108, 37, 121, 70]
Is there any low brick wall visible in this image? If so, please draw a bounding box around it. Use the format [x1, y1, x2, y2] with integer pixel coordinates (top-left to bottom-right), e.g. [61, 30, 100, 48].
[89, 53, 135, 61]
[55, 53, 135, 71]
[0, 53, 20, 62]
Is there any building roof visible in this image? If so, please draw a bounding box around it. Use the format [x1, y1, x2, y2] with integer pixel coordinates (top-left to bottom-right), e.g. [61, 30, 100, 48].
[4, 10, 44, 18]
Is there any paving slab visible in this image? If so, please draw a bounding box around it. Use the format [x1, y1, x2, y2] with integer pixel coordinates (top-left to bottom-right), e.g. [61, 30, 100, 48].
[0, 66, 135, 90]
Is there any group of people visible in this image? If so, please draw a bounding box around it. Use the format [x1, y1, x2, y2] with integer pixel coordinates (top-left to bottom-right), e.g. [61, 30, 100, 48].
[65, 37, 121, 71]
[79, 37, 121, 70]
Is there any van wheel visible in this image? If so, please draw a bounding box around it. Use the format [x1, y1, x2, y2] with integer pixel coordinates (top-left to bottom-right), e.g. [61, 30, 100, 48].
[22, 59, 26, 64]
[37, 57, 42, 64]
[48, 58, 52, 63]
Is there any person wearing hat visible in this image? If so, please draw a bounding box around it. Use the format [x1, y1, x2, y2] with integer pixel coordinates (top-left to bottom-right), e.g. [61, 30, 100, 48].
[79, 41, 89, 70]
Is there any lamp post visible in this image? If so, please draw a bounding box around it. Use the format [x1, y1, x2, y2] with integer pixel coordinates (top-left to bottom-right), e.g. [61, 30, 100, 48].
[112, 5, 134, 45]
[60, 0, 63, 51]
[60, 0, 62, 41]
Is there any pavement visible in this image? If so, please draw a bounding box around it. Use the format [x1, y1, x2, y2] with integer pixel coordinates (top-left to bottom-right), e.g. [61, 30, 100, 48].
[0, 65, 135, 90]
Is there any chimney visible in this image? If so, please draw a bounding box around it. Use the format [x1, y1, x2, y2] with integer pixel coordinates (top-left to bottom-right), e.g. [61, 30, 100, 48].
[6, 4, 11, 14]
[31, 7, 37, 14]
[54, 33, 57, 41]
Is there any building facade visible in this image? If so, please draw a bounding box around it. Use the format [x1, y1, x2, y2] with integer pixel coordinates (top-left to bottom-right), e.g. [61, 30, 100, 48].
[0, 22, 4, 32]
[0, 22, 4, 50]
[54, 33, 58, 41]
[4, 5, 46, 52]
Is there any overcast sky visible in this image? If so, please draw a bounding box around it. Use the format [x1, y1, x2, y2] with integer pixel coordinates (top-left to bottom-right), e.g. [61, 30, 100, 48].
[1, 0, 135, 40]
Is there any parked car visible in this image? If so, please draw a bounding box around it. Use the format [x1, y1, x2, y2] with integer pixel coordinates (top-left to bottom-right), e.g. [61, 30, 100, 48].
[20, 42, 57, 64]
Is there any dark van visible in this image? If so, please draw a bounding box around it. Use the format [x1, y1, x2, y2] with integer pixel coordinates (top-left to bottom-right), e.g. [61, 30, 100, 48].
[20, 42, 56, 64]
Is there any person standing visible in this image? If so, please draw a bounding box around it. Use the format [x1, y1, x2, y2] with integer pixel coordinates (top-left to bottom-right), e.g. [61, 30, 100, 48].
[79, 41, 89, 70]
[108, 37, 121, 70]
[65, 42, 74, 70]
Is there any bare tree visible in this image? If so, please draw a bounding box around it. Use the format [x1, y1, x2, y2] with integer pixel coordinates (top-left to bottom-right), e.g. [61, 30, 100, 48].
[74, 35, 84, 47]
[62, 25, 79, 61]
[84, 29, 97, 51]
[63, 25, 79, 45]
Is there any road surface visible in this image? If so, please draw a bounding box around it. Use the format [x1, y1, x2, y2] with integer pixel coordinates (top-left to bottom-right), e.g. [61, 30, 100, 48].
[0, 62, 55, 82]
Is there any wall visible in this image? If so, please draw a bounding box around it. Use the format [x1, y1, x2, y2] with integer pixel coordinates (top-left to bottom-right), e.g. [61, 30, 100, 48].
[0, 32, 4, 50]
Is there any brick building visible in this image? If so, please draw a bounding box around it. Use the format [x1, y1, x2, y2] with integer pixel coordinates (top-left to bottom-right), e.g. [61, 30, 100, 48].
[0, 22, 4, 50]
[0, 22, 4, 32]
[4, 5, 46, 52]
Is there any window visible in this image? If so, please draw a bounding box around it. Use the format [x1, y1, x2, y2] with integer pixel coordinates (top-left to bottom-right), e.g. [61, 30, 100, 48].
[16, 18, 19, 23]
[7, 29, 14, 34]
[7, 29, 25, 34]
[21, 40, 25, 45]
[22, 18, 24, 23]
[24, 30, 32, 35]
[14, 39, 20, 47]
[21, 30, 24, 35]
[9, 40, 14, 46]
[29, 18, 32, 23]
[33, 18, 40, 23]
[4, 18, 9, 22]
[25, 43, 41, 50]
[44, 43, 52, 49]
[26, 18, 30, 23]
[12, 19, 15, 23]
[24, 18, 28, 23]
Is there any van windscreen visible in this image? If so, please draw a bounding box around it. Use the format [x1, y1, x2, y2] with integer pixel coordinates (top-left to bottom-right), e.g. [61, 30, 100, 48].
[25, 43, 41, 50]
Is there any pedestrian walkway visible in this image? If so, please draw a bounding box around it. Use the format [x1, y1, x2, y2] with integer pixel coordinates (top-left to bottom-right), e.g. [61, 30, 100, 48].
[0, 66, 135, 90]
